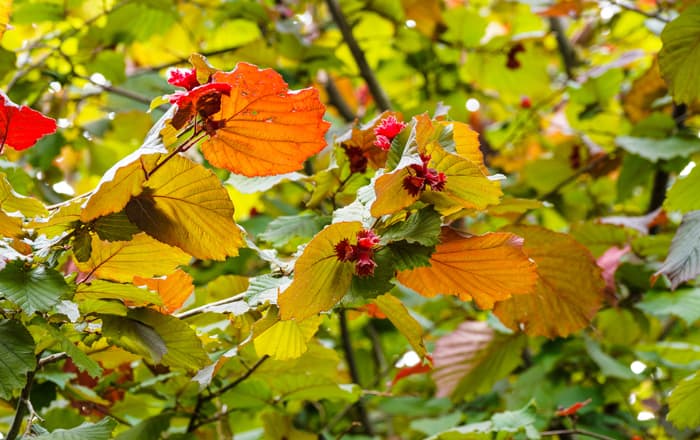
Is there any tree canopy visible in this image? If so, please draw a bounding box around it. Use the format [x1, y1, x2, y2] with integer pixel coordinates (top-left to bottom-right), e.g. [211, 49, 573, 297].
[1, 1, 700, 439]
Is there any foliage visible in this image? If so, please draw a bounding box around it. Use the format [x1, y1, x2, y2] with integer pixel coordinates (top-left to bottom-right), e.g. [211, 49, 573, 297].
[0, 1, 699, 439]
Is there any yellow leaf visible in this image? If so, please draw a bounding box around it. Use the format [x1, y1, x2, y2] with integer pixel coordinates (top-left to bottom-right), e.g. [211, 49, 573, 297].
[425, 144, 502, 211]
[74, 279, 163, 307]
[397, 229, 538, 309]
[446, 121, 487, 173]
[0, 0, 11, 41]
[494, 226, 606, 338]
[76, 233, 190, 283]
[370, 168, 419, 217]
[373, 293, 426, 358]
[29, 200, 82, 237]
[0, 210, 21, 237]
[255, 314, 323, 360]
[279, 222, 363, 320]
[133, 269, 194, 313]
[125, 154, 244, 260]
[81, 152, 160, 222]
[0, 173, 47, 217]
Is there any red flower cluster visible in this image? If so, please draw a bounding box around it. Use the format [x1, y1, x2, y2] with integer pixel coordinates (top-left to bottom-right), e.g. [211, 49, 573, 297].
[373, 115, 406, 151]
[403, 154, 446, 196]
[167, 68, 200, 90]
[166, 67, 232, 129]
[343, 144, 368, 174]
[335, 229, 381, 277]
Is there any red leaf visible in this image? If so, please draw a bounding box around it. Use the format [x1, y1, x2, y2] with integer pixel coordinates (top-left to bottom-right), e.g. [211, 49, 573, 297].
[0, 91, 57, 151]
[392, 359, 433, 386]
[555, 398, 592, 416]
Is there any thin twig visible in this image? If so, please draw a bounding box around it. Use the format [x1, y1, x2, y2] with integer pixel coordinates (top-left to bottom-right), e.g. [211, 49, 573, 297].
[174, 292, 247, 320]
[319, 71, 356, 122]
[38, 352, 68, 367]
[339, 309, 375, 435]
[202, 355, 269, 402]
[324, 0, 391, 111]
[541, 428, 616, 440]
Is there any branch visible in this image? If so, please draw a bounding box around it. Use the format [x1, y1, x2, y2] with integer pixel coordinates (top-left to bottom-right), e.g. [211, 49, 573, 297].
[338, 309, 375, 435]
[6, 365, 38, 440]
[549, 17, 579, 79]
[324, 0, 391, 111]
[174, 292, 247, 320]
[202, 355, 269, 402]
[541, 428, 616, 440]
[319, 71, 356, 122]
[38, 352, 68, 367]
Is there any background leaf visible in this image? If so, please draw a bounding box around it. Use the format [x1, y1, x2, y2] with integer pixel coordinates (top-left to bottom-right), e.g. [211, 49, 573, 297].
[0, 319, 36, 399]
[0, 261, 68, 315]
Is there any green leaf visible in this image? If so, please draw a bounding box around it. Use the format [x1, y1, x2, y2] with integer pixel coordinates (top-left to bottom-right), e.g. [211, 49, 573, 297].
[427, 402, 539, 440]
[34, 417, 118, 440]
[0, 261, 69, 314]
[381, 206, 442, 246]
[114, 414, 171, 440]
[616, 135, 700, 162]
[654, 211, 700, 289]
[433, 321, 526, 400]
[273, 374, 360, 402]
[665, 166, 700, 213]
[75, 280, 163, 307]
[0, 319, 36, 399]
[584, 338, 637, 380]
[668, 372, 700, 429]
[259, 213, 330, 247]
[373, 293, 426, 358]
[92, 211, 140, 242]
[636, 288, 700, 325]
[385, 241, 435, 271]
[72, 229, 92, 263]
[103, 308, 209, 371]
[659, 5, 700, 104]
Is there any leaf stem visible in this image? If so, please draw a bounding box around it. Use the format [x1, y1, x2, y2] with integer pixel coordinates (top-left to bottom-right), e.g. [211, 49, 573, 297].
[174, 292, 247, 319]
[324, 0, 392, 112]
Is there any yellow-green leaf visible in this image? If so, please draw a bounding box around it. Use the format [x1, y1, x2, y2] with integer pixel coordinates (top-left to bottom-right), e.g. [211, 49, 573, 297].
[659, 5, 700, 104]
[125, 154, 244, 260]
[76, 233, 190, 283]
[81, 153, 160, 223]
[373, 293, 426, 358]
[255, 315, 323, 360]
[397, 229, 537, 309]
[494, 226, 606, 338]
[279, 222, 363, 320]
[0, 172, 47, 217]
[371, 168, 419, 217]
[74, 280, 163, 307]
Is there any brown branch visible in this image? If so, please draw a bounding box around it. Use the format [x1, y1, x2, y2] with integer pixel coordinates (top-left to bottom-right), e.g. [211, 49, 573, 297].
[541, 428, 616, 440]
[6, 364, 38, 440]
[339, 309, 375, 435]
[549, 17, 579, 80]
[324, 0, 391, 111]
[320, 71, 356, 122]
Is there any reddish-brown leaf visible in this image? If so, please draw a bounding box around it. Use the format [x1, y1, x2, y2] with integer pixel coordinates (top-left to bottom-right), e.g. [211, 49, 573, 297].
[200, 62, 330, 176]
[0, 91, 56, 151]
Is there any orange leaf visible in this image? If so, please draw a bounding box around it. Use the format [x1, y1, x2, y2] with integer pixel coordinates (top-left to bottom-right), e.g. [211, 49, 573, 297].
[133, 269, 194, 314]
[338, 111, 402, 169]
[200, 63, 330, 176]
[493, 226, 606, 338]
[392, 361, 432, 386]
[397, 228, 537, 309]
[446, 121, 487, 173]
[555, 398, 592, 416]
[370, 167, 419, 217]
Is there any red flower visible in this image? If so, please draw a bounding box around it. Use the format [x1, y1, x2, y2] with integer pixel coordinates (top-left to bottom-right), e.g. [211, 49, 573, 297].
[335, 239, 356, 262]
[402, 154, 447, 197]
[334, 229, 381, 277]
[373, 116, 406, 151]
[167, 68, 200, 90]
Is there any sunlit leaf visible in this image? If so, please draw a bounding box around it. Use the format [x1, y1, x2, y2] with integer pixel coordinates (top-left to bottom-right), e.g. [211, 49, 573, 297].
[432, 321, 526, 399]
[255, 314, 322, 360]
[654, 211, 700, 289]
[0, 90, 57, 152]
[447, 121, 487, 173]
[279, 222, 362, 320]
[616, 135, 700, 163]
[659, 5, 700, 104]
[74, 279, 163, 307]
[370, 167, 419, 216]
[0, 172, 47, 217]
[494, 226, 606, 338]
[665, 166, 700, 214]
[76, 233, 190, 283]
[397, 229, 537, 309]
[125, 154, 244, 260]
[133, 269, 194, 313]
[668, 372, 700, 429]
[81, 153, 160, 222]
[0, 260, 68, 314]
[373, 293, 426, 358]
[200, 62, 330, 176]
[0, 319, 36, 399]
